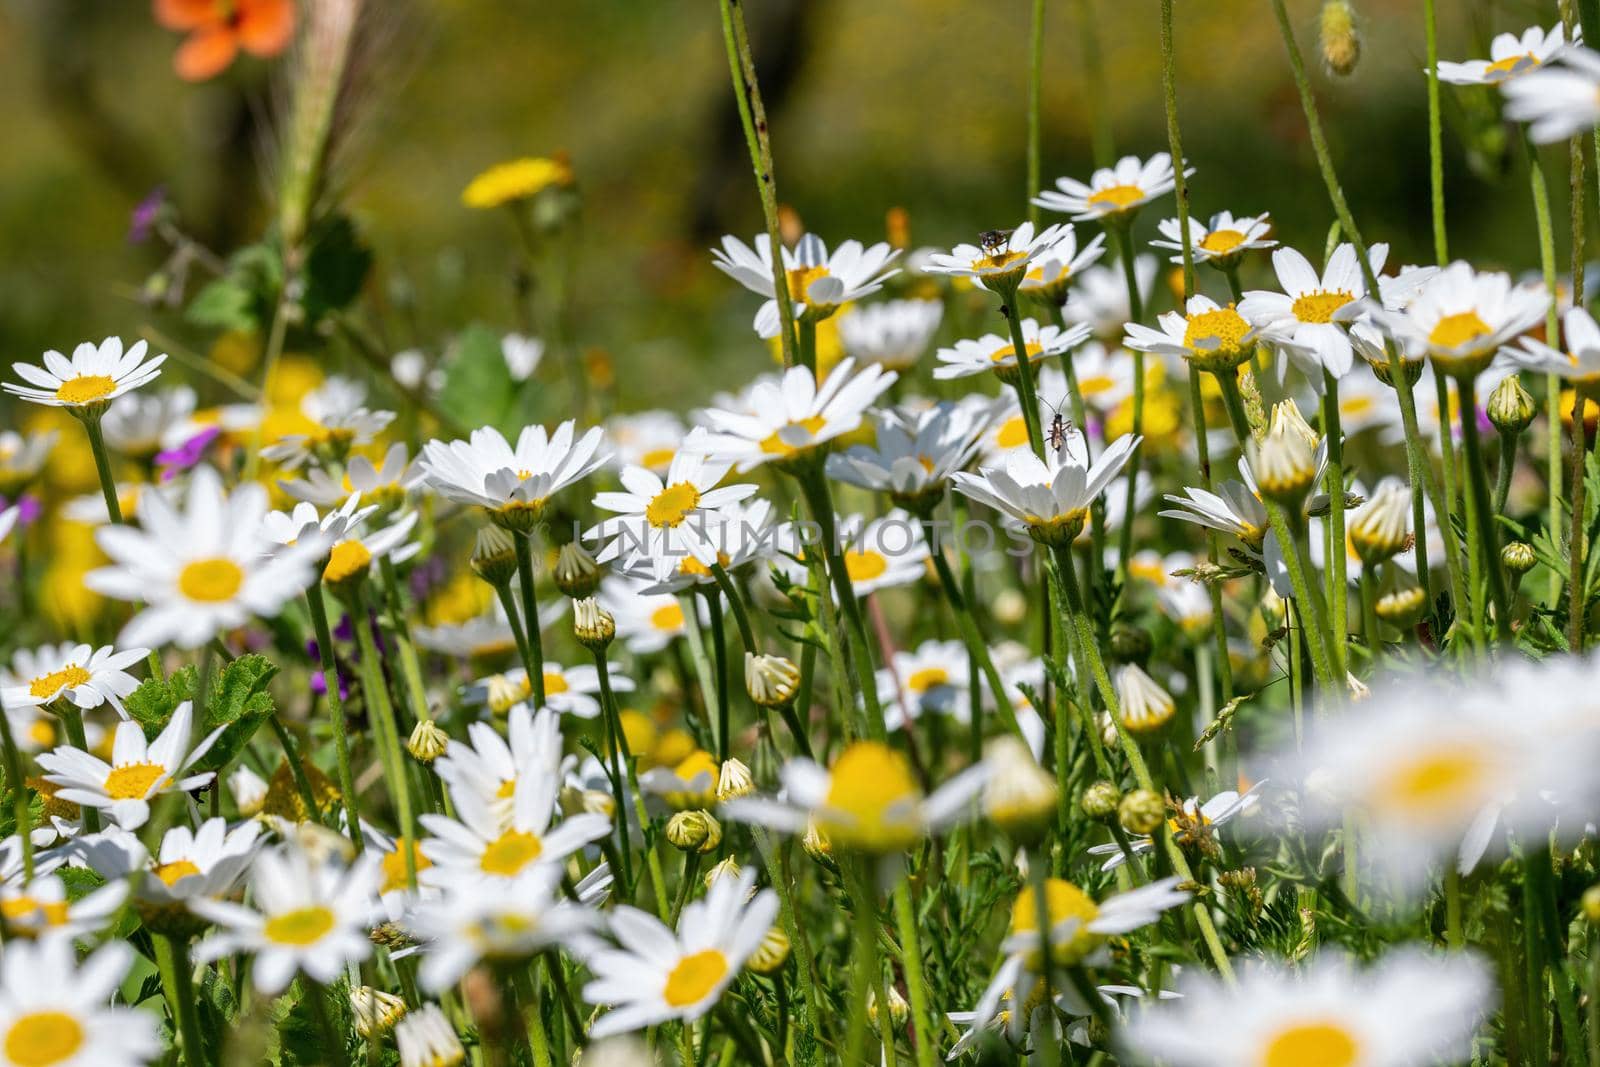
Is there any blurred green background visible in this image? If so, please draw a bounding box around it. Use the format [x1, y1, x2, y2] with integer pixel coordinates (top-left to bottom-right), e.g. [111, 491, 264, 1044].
[0, 0, 1572, 412]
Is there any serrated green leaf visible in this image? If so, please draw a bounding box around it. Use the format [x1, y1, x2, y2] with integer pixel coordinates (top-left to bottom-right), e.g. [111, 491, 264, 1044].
[437, 324, 516, 434]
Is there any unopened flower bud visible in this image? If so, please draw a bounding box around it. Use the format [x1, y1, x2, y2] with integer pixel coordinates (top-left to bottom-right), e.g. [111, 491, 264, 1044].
[982, 736, 1058, 842]
[573, 597, 615, 650]
[395, 1004, 465, 1067]
[1118, 789, 1166, 836]
[867, 985, 910, 1033]
[554, 542, 602, 598]
[1252, 432, 1316, 505]
[407, 719, 449, 764]
[1502, 540, 1537, 576]
[748, 926, 792, 974]
[704, 856, 741, 892]
[350, 986, 407, 1039]
[1488, 374, 1536, 436]
[716, 757, 755, 802]
[561, 784, 615, 819]
[471, 526, 519, 585]
[1081, 781, 1121, 821]
[1348, 479, 1411, 566]
[1375, 585, 1428, 627]
[991, 588, 1027, 626]
[1110, 623, 1152, 665]
[1269, 400, 1320, 450]
[745, 652, 801, 708]
[802, 819, 833, 862]
[1319, 0, 1361, 76]
[1583, 885, 1600, 923]
[1116, 664, 1175, 735]
[666, 810, 723, 853]
[229, 765, 268, 817]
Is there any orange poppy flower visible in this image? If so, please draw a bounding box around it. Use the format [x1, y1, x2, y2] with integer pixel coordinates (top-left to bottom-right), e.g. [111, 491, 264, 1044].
[153, 0, 296, 82]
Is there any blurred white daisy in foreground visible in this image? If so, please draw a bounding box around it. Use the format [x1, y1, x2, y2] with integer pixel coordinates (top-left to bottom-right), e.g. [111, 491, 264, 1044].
[1034, 153, 1189, 223]
[712, 232, 899, 338]
[193, 845, 380, 995]
[583, 867, 778, 1037]
[0, 939, 159, 1067]
[0, 870, 127, 939]
[1, 641, 147, 716]
[39, 702, 223, 830]
[1437, 23, 1571, 85]
[1121, 948, 1493, 1067]
[4, 336, 166, 413]
[87, 466, 322, 648]
[1152, 210, 1275, 268]
[432, 703, 562, 829]
[75, 818, 260, 910]
[1504, 47, 1600, 143]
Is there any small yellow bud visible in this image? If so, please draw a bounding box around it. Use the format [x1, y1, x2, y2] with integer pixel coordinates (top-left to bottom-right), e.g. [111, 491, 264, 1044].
[1118, 789, 1166, 836]
[407, 719, 449, 764]
[1583, 885, 1600, 923]
[350, 986, 407, 1039]
[1488, 375, 1537, 436]
[1320, 0, 1361, 76]
[554, 542, 602, 598]
[665, 810, 723, 854]
[1081, 781, 1121, 821]
[1502, 541, 1537, 576]
[1375, 585, 1428, 628]
[716, 757, 756, 802]
[703, 856, 742, 892]
[471, 526, 519, 585]
[745, 653, 801, 708]
[748, 926, 792, 974]
[573, 597, 616, 650]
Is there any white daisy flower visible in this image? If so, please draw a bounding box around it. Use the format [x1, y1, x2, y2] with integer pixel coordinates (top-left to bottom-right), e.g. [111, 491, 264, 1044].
[1069, 342, 1139, 415]
[622, 497, 783, 595]
[86, 466, 322, 649]
[419, 723, 612, 885]
[601, 575, 692, 655]
[837, 299, 944, 371]
[876, 638, 971, 732]
[192, 845, 381, 995]
[260, 375, 396, 471]
[588, 453, 758, 581]
[723, 739, 991, 853]
[279, 442, 424, 508]
[1437, 23, 1571, 85]
[1033, 153, 1191, 223]
[832, 509, 929, 598]
[605, 410, 686, 475]
[406, 864, 605, 992]
[1159, 456, 1270, 550]
[1124, 295, 1263, 372]
[827, 400, 1000, 505]
[1238, 243, 1388, 379]
[952, 427, 1141, 546]
[1504, 47, 1600, 143]
[469, 661, 630, 721]
[712, 232, 899, 338]
[433, 703, 563, 831]
[1018, 225, 1109, 300]
[395, 1003, 466, 1067]
[0, 429, 56, 497]
[1335, 367, 1397, 436]
[923, 221, 1072, 288]
[1064, 257, 1158, 340]
[1152, 210, 1276, 268]
[689, 358, 896, 473]
[0, 870, 127, 940]
[1087, 784, 1263, 871]
[1, 642, 147, 717]
[38, 702, 223, 830]
[1368, 261, 1548, 378]
[637, 749, 721, 812]
[101, 386, 196, 458]
[1122, 948, 1493, 1067]
[72, 818, 261, 908]
[582, 867, 778, 1037]
[0, 939, 160, 1067]
[502, 333, 545, 381]
[1516, 305, 1600, 390]
[933, 318, 1092, 381]
[4, 337, 166, 413]
[419, 421, 609, 528]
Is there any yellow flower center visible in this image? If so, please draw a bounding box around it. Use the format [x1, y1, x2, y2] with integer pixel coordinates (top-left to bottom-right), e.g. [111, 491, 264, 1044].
[843, 550, 889, 583]
[323, 541, 372, 584]
[263, 905, 336, 946]
[759, 415, 829, 456]
[1485, 52, 1540, 77]
[53, 375, 117, 406]
[1183, 307, 1252, 357]
[1199, 229, 1247, 254]
[974, 248, 1028, 272]
[989, 341, 1045, 365]
[646, 482, 702, 528]
[543, 671, 569, 696]
[996, 416, 1030, 450]
[1428, 310, 1493, 350]
[663, 949, 730, 1007]
[820, 741, 923, 853]
[1373, 745, 1491, 824]
[480, 829, 545, 877]
[787, 265, 832, 303]
[1010, 878, 1102, 966]
[639, 447, 676, 471]
[1261, 1020, 1361, 1067]
[1290, 290, 1356, 324]
[104, 762, 167, 800]
[650, 603, 686, 631]
[379, 839, 432, 894]
[0, 897, 69, 926]
[1087, 184, 1146, 211]
[28, 666, 91, 700]
[153, 859, 202, 887]
[495, 778, 517, 800]
[906, 667, 949, 693]
[178, 557, 245, 603]
[4, 1011, 84, 1067]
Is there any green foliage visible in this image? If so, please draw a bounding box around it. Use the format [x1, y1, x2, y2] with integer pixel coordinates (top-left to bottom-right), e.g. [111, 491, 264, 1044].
[124, 654, 281, 774]
[437, 323, 519, 435]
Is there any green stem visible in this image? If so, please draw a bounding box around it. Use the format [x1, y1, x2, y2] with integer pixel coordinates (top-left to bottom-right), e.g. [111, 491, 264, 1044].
[1026, 861, 1062, 1067]
[1321, 372, 1348, 673]
[79, 415, 124, 525]
[1528, 130, 1569, 612]
[1159, 0, 1195, 300]
[379, 557, 431, 733]
[306, 583, 362, 850]
[706, 592, 732, 761]
[1423, 0, 1446, 263]
[921, 516, 1019, 738]
[306, 980, 349, 1067]
[353, 584, 417, 885]
[1111, 227, 1146, 587]
[798, 318, 818, 376]
[718, 0, 799, 369]
[1495, 432, 1517, 515]
[999, 290, 1048, 459]
[491, 579, 534, 676]
[1026, 0, 1046, 227]
[891, 877, 940, 1067]
[843, 860, 881, 1067]
[1455, 376, 1511, 639]
[512, 534, 547, 706]
[1572, 389, 1589, 652]
[591, 650, 636, 893]
[155, 935, 208, 1067]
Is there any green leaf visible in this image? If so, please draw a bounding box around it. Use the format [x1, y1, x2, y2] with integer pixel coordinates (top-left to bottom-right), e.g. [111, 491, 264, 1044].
[0, 790, 45, 840]
[437, 323, 516, 434]
[184, 278, 258, 332]
[300, 215, 372, 325]
[189, 654, 280, 775]
[124, 666, 198, 739]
